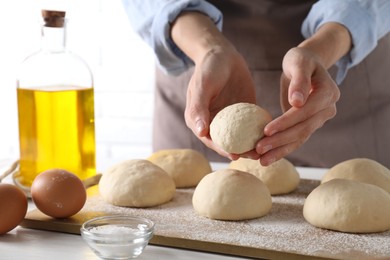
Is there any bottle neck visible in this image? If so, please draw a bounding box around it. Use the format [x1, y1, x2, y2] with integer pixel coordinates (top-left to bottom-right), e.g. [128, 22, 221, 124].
[40, 22, 67, 52]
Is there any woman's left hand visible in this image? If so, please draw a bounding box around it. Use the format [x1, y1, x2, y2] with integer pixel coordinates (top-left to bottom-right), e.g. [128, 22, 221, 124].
[255, 47, 340, 166]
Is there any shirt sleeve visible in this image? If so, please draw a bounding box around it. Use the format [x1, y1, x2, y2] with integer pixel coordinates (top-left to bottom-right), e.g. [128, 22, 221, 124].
[301, 0, 390, 84]
[122, 0, 222, 76]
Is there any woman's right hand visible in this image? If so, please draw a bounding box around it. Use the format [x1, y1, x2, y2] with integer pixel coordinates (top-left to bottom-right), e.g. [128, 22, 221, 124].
[184, 42, 258, 160]
[171, 12, 257, 160]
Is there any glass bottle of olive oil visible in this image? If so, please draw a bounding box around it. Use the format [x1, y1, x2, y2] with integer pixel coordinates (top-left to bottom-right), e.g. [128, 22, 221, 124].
[15, 10, 96, 188]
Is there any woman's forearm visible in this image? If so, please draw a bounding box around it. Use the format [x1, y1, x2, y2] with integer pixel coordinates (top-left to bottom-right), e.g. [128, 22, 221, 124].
[298, 22, 352, 69]
[171, 11, 233, 64]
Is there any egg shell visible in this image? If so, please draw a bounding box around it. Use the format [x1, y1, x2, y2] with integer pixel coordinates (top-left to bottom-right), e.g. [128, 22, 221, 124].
[31, 169, 86, 218]
[0, 183, 28, 234]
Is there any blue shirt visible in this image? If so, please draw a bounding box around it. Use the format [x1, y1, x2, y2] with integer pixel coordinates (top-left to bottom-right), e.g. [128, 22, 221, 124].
[122, 0, 390, 83]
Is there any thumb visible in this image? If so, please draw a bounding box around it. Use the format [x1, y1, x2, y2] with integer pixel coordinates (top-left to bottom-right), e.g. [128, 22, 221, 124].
[185, 85, 210, 138]
[288, 71, 311, 108]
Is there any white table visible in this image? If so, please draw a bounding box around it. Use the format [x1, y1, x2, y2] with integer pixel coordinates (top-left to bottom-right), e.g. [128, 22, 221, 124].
[0, 158, 325, 260]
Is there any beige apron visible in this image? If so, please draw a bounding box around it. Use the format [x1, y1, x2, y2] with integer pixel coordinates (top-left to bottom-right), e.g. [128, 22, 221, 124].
[153, 0, 390, 168]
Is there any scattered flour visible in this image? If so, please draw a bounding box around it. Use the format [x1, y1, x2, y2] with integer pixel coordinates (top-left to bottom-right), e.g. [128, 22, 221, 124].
[82, 179, 390, 259]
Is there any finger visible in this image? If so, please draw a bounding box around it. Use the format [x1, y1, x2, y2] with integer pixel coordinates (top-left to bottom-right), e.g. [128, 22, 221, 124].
[185, 77, 211, 138]
[282, 49, 313, 108]
[265, 77, 339, 136]
[279, 73, 291, 112]
[199, 135, 240, 160]
[239, 150, 261, 160]
[257, 105, 337, 162]
[287, 69, 311, 108]
[259, 144, 293, 166]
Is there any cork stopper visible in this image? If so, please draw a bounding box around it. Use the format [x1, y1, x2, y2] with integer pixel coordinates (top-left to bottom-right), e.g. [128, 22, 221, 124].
[41, 10, 66, 28]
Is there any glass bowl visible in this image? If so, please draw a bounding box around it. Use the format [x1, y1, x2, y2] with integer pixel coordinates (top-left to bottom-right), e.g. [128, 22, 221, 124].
[80, 215, 155, 259]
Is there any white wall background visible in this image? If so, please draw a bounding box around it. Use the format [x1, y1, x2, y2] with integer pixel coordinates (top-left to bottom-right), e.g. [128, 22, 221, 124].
[0, 0, 155, 171]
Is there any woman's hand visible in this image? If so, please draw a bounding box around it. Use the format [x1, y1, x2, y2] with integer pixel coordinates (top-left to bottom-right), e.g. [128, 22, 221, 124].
[256, 47, 340, 166]
[184, 45, 257, 160]
[171, 12, 257, 160]
[256, 22, 351, 166]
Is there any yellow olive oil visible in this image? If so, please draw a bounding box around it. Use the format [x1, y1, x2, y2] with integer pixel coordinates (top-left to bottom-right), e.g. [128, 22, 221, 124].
[16, 86, 96, 187]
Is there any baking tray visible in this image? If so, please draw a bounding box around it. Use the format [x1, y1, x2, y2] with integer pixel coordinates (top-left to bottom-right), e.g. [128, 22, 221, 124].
[21, 179, 390, 260]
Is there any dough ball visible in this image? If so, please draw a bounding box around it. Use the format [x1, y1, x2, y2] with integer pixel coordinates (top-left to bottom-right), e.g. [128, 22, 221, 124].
[99, 159, 175, 207]
[192, 169, 272, 220]
[303, 179, 390, 233]
[322, 158, 390, 193]
[210, 103, 272, 154]
[229, 158, 300, 195]
[147, 149, 212, 188]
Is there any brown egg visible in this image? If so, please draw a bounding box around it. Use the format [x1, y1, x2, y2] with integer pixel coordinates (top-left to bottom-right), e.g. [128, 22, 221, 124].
[0, 183, 28, 234]
[31, 169, 86, 218]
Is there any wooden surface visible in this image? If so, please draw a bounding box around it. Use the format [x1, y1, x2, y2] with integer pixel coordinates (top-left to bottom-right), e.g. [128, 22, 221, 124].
[21, 179, 390, 260]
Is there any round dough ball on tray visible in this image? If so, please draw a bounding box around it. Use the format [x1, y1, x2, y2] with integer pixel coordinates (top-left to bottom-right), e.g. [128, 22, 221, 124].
[192, 169, 272, 221]
[303, 179, 390, 233]
[321, 158, 390, 193]
[229, 157, 300, 195]
[99, 159, 175, 207]
[147, 149, 212, 188]
[210, 103, 272, 154]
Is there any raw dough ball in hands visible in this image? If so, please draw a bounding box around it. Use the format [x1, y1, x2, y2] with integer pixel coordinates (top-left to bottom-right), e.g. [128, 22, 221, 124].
[147, 149, 212, 188]
[321, 158, 390, 193]
[99, 159, 176, 207]
[210, 103, 272, 154]
[303, 179, 390, 233]
[229, 158, 300, 195]
[192, 169, 272, 220]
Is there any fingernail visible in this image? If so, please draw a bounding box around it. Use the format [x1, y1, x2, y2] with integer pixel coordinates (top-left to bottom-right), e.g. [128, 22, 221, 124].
[264, 156, 275, 166]
[242, 154, 260, 160]
[261, 145, 272, 154]
[196, 120, 205, 134]
[291, 91, 304, 104]
[229, 154, 239, 161]
[267, 129, 277, 136]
